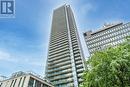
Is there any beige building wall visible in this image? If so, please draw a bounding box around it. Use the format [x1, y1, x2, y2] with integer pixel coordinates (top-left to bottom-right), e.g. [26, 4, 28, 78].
[0, 72, 54, 87]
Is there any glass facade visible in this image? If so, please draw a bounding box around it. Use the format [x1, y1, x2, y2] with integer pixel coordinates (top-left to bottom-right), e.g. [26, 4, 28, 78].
[84, 22, 130, 55]
[28, 77, 34, 87]
[46, 5, 85, 87]
[28, 77, 50, 87]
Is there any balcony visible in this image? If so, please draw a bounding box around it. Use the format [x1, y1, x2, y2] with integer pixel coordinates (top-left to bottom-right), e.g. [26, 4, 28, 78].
[73, 47, 79, 51]
[75, 57, 81, 61]
[73, 45, 78, 49]
[75, 60, 82, 65]
[47, 69, 72, 77]
[48, 61, 71, 69]
[47, 65, 71, 73]
[48, 54, 70, 62]
[77, 68, 84, 73]
[74, 53, 80, 57]
[49, 50, 69, 58]
[76, 64, 83, 69]
[77, 73, 83, 77]
[49, 48, 69, 55]
[49, 45, 69, 52]
[52, 78, 73, 85]
[48, 57, 70, 66]
[49, 44, 69, 51]
[49, 43, 69, 52]
[78, 78, 83, 82]
[50, 39, 68, 46]
[50, 73, 73, 81]
[50, 35, 68, 43]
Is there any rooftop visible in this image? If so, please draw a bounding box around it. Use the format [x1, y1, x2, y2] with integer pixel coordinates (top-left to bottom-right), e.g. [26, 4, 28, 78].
[0, 71, 50, 83]
[84, 22, 123, 37]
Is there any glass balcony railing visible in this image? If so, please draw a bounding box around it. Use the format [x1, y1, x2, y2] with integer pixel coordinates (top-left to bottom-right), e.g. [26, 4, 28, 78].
[48, 61, 71, 69]
[50, 73, 73, 81]
[49, 48, 69, 55]
[47, 69, 72, 77]
[49, 47, 69, 54]
[48, 57, 70, 65]
[52, 78, 73, 85]
[48, 54, 70, 62]
[74, 57, 81, 60]
[47, 65, 71, 73]
[48, 51, 69, 58]
[77, 68, 84, 73]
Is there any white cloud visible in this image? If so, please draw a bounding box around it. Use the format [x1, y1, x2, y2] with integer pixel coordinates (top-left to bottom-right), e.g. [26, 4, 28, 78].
[80, 3, 93, 16]
[0, 51, 10, 60]
[0, 50, 18, 62]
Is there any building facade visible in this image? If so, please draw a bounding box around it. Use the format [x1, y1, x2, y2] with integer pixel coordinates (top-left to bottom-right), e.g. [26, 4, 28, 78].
[45, 5, 86, 87]
[84, 22, 130, 55]
[0, 71, 54, 87]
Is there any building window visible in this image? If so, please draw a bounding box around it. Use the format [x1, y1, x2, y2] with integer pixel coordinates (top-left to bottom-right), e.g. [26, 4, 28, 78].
[28, 77, 34, 87]
[35, 80, 41, 87]
[42, 84, 48, 87]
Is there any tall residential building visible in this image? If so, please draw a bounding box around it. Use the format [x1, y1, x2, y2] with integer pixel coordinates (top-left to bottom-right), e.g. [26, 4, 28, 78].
[45, 5, 86, 87]
[84, 22, 130, 55]
[0, 71, 54, 87]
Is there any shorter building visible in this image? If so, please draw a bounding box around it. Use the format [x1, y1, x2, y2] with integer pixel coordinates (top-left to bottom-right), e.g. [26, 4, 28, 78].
[84, 22, 130, 55]
[0, 71, 54, 87]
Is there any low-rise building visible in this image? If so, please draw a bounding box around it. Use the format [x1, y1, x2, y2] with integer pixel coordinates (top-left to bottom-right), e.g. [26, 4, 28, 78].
[0, 71, 54, 87]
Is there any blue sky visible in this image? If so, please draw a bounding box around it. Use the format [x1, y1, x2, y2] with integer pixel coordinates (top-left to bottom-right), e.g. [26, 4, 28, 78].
[0, 0, 130, 77]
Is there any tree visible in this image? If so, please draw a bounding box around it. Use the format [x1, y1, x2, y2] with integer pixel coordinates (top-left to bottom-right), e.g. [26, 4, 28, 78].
[81, 38, 130, 87]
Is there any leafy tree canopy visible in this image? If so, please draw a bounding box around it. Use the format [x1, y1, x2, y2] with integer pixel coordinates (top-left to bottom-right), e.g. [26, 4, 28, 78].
[81, 37, 130, 87]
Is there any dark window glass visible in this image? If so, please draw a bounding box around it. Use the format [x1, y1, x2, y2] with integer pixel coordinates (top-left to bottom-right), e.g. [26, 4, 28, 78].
[35, 80, 41, 87]
[42, 84, 49, 87]
[28, 77, 34, 87]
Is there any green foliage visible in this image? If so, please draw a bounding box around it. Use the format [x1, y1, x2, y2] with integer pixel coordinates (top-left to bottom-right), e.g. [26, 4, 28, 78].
[81, 39, 130, 87]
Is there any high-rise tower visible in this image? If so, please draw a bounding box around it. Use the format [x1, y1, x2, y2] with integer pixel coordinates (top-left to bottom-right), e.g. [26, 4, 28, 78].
[45, 5, 85, 87]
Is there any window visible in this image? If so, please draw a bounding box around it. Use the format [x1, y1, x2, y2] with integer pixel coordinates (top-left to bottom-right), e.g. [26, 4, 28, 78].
[35, 80, 41, 87]
[28, 77, 34, 87]
[42, 84, 48, 87]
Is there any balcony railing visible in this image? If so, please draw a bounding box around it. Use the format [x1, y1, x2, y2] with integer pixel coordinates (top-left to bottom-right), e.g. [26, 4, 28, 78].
[48, 57, 70, 66]
[47, 69, 72, 77]
[50, 73, 73, 81]
[48, 61, 71, 69]
[48, 54, 70, 62]
[47, 65, 71, 73]
[52, 78, 73, 85]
